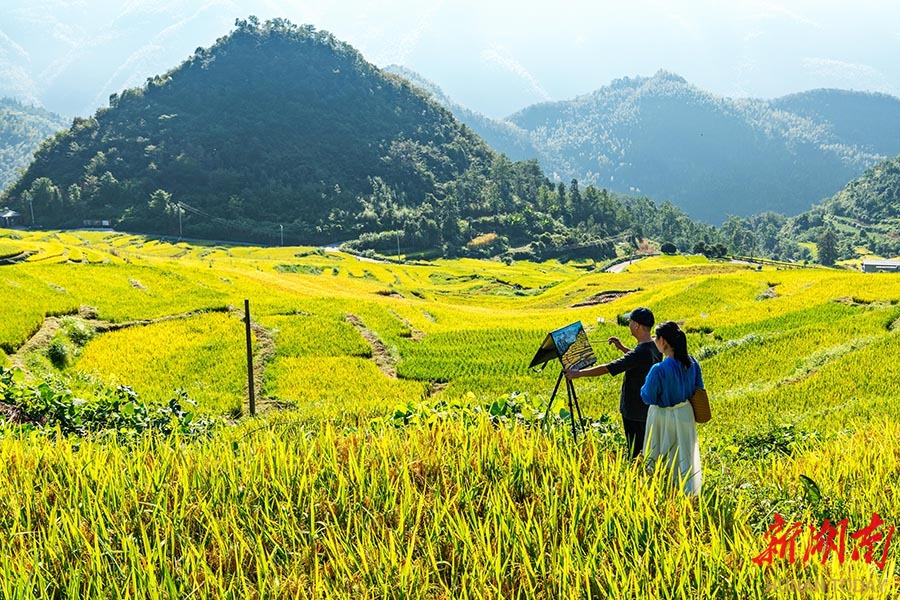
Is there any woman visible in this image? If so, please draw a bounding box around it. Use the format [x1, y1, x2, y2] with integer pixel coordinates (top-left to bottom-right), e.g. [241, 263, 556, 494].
[640, 321, 703, 496]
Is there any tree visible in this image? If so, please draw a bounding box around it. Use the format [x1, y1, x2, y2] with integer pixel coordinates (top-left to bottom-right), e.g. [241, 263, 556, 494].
[66, 184, 81, 207]
[660, 242, 678, 255]
[24, 177, 62, 223]
[816, 227, 838, 266]
[148, 189, 173, 215]
[568, 179, 586, 224]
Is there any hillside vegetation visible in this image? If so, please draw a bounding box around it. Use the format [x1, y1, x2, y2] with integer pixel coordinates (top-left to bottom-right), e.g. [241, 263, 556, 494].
[383, 65, 540, 163]
[713, 154, 900, 264]
[1, 228, 899, 596]
[2, 19, 716, 261]
[0, 98, 68, 192]
[403, 69, 900, 223]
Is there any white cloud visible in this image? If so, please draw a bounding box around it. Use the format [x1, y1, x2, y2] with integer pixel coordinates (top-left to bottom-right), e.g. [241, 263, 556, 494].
[481, 43, 552, 102]
[801, 57, 897, 94]
[364, 0, 446, 66]
[726, 0, 823, 28]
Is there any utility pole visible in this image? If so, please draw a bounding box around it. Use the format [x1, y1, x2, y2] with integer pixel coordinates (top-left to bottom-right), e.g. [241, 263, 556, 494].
[28, 195, 35, 226]
[280, 224, 284, 246]
[178, 205, 183, 240]
[396, 230, 400, 260]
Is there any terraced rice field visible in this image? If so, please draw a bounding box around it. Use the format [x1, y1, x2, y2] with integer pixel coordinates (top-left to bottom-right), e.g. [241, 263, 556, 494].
[1, 228, 898, 598]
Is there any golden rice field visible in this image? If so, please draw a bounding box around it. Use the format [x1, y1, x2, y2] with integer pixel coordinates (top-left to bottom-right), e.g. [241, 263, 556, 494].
[2, 228, 900, 598]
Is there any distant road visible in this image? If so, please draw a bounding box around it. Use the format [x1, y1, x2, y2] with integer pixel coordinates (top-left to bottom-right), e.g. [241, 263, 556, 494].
[605, 257, 646, 273]
[321, 241, 393, 263]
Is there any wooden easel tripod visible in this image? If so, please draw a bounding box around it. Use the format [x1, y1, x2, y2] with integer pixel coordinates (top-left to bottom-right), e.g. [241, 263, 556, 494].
[543, 370, 585, 441]
[530, 321, 595, 441]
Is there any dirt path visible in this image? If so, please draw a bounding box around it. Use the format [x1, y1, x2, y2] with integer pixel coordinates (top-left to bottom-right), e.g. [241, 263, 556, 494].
[570, 289, 638, 308]
[389, 309, 424, 341]
[11, 304, 285, 416]
[10, 317, 63, 371]
[0, 251, 33, 265]
[228, 304, 280, 414]
[345, 314, 398, 377]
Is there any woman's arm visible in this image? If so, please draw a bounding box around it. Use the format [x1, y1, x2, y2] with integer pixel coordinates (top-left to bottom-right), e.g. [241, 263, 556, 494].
[641, 364, 662, 405]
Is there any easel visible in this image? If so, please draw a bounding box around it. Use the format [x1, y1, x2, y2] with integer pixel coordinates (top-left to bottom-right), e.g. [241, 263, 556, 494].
[542, 370, 586, 441]
[530, 322, 594, 441]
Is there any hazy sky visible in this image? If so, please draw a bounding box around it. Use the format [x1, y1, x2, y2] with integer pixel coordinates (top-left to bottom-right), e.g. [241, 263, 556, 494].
[2, 0, 899, 118]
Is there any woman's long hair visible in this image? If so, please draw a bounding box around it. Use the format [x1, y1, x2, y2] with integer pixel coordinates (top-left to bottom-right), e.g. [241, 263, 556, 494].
[656, 321, 691, 369]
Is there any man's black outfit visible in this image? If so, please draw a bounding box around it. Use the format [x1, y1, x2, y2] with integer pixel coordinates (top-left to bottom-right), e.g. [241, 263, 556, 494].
[606, 340, 662, 459]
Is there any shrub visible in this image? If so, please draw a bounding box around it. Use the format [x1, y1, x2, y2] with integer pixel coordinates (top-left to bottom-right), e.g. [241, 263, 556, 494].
[47, 334, 72, 368]
[0, 366, 218, 439]
[467, 233, 499, 249]
[59, 316, 96, 346]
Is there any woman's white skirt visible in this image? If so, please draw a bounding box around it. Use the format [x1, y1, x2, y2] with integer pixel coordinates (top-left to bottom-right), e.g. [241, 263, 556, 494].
[644, 402, 702, 496]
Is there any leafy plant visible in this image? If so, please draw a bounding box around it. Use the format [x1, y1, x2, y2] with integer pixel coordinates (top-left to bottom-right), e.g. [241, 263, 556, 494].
[46, 333, 72, 368]
[729, 423, 816, 460]
[0, 366, 218, 440]
[58, 316, 96, 346]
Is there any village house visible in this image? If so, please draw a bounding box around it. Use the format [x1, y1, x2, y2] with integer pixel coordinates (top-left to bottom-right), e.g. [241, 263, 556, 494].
[862, 259, 900, 273]
[0, 208, 21, 227]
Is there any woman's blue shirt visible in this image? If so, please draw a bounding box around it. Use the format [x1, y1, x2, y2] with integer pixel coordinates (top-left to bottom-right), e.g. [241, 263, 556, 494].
[641, 356, 704, 407]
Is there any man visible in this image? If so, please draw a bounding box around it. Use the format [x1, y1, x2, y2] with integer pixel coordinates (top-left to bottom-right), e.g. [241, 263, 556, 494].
[565, 307, 661, 459]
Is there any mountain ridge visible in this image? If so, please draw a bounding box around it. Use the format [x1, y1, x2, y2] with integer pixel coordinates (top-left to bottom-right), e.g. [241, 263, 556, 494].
[2, 18, 717, 261]
[396, 68, 900, 223]
[0, 98, 69, 192]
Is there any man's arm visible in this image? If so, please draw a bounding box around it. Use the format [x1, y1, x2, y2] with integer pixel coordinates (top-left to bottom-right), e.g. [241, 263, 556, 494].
[607, 336, 631, 353]
[565, 364, 610, 379]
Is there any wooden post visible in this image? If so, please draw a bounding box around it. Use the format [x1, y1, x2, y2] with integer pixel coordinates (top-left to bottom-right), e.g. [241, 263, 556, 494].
[244, 299, 255, 416]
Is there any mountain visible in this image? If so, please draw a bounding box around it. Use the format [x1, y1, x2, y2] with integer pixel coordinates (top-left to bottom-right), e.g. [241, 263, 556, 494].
[3, 18, 719, 259]
[0, 98, 68, 192]
[779, 155, 900, 259]
[2, 18, 505, 246]
[505, 71, 896, 223]
[382, 65, 540, 163]
[392, 69, 900, 225]
[771, 89, 900, 157]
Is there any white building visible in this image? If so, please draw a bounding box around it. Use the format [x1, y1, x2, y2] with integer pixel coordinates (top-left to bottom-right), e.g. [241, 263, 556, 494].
[862, 259, 900, 273]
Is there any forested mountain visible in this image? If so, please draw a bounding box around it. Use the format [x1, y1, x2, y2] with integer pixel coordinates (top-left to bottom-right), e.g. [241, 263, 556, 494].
[771, 90, 900, 157]
[382, 65, 539, 163]
[0, 98, 68, 192]
[782, 155, 900, 259]
[505, 72, 895, 223]
[708, 154, 900, 264]
[3, 18, 509, 247]
[2, 18, 716, 259]
[396, 70, 900, 225]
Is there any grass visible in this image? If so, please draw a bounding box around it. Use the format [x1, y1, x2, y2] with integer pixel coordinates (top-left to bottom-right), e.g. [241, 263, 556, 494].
[0, 228, 898, 597]
[74, 313, 249, 415]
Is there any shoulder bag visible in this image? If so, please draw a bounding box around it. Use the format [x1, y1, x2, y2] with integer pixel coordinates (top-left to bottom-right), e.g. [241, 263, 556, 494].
[689, 388, 711, 423]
